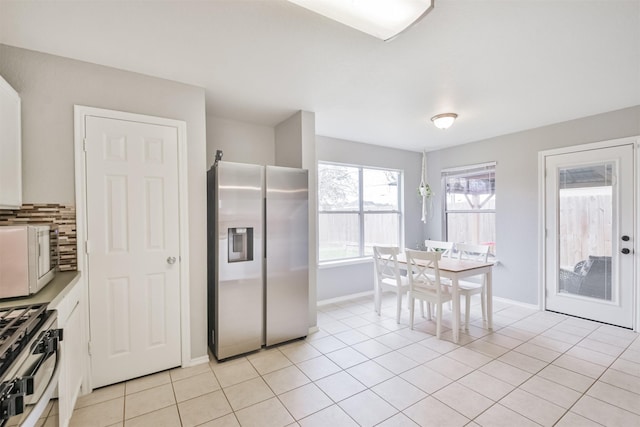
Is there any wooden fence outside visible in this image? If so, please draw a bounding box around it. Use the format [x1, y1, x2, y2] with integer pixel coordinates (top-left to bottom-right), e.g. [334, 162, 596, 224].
[559, 191, 612, 269]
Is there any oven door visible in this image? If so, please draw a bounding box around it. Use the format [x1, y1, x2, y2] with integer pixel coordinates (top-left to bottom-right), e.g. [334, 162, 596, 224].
[0, 327, 62, 427]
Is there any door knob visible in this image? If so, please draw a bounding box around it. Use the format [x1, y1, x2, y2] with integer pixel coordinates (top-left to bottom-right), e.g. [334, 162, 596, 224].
[167, 256, 177, 264]
[622, 235, 630, 241]
[621, 248, 631, 255]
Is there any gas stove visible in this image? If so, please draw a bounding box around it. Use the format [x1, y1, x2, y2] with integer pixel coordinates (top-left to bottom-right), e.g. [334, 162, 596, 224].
[0, 304, 61, 426]
[0, 305, 52, 379]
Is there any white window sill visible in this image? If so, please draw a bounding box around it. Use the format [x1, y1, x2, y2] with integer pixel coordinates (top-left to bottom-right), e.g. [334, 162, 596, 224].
[318, 257, 373, 269]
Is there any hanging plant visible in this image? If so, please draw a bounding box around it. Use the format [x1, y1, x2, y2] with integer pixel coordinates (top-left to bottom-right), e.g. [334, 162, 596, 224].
[418, 182, 432, 198]
[420, 151, 433, 223]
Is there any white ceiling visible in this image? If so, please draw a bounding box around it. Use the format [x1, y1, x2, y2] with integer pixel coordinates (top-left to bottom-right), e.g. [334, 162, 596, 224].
[1, 0, 639, 152]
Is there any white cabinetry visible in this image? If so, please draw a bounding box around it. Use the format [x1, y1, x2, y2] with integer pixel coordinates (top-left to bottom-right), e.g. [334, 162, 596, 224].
[49, 275, 87, 427]
[0, 74, 21, 209]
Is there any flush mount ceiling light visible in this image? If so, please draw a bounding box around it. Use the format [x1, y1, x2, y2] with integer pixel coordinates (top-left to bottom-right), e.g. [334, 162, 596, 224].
[288, 0, 434, 41]
[431, 113, 458, 130]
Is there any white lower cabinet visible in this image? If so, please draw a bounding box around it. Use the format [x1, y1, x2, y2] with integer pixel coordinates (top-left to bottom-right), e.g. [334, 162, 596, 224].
[50, 275, 88, 427]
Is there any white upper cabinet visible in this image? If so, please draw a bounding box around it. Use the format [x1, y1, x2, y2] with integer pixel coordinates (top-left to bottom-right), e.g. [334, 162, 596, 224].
[0, 74, 22, 209]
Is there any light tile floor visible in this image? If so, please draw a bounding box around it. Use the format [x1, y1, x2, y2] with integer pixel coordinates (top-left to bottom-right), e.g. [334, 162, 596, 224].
[48, 294, 640, 426]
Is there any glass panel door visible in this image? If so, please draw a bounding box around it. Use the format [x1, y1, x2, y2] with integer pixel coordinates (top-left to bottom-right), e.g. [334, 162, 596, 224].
[545, 143, 634, 328]
[557, 164, 613, 300]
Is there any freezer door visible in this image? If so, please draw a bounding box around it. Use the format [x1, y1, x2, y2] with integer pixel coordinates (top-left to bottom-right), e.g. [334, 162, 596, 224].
[265, 166, 309, 346]
[215, 162, 264, 359]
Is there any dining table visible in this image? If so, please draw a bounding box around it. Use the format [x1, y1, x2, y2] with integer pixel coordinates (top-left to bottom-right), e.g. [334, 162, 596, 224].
[397, 253, 495, 343]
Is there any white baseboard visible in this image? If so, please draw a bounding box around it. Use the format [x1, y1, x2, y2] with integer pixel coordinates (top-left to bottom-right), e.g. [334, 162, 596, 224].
[493, 296, 540, 311]
[185, 355, 210, 367]
[308, 326, 320, 335]
[317, 292, 539, 312]
[317, 290, 374, 306]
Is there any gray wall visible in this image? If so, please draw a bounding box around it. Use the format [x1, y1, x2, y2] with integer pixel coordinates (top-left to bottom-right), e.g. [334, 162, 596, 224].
[316, 135, 423, 301]
[274, 112, 303, 168]
[206, 116, 275, 167]
[426, 105, 640, 305]
[0, 44, 209, 361]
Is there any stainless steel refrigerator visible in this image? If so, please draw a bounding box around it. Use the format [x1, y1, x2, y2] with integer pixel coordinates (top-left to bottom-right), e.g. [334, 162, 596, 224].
[207, 161, 309, 360]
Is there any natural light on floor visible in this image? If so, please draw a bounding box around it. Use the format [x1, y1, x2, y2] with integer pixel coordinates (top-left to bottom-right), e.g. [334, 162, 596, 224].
[66, 293, 640, 426]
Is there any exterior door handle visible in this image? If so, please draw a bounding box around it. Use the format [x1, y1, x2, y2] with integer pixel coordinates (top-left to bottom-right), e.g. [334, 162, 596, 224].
[621, 248, 631, 255]
[167, 256, 177, 264]
[622, 235, 630, 241]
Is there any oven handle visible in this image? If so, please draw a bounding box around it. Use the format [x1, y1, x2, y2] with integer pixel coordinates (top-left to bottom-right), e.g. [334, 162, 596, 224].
[19, 345, 61, 427]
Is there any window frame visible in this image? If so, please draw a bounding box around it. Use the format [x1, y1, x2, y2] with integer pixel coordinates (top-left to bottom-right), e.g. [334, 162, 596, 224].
[318, 161, 404, 263]
[442, 162, 496, 254]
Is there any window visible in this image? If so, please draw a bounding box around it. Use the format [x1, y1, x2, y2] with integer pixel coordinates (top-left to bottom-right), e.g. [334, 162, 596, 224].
[318, 162, 402, 262]
[443, 162, 496, 255]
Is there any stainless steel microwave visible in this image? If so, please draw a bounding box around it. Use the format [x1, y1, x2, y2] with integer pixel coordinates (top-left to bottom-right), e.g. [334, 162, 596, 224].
[0, 225, 57, 298]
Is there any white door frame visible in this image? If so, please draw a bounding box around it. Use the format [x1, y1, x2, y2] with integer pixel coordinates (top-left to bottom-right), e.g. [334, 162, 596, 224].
[74, 105, 191, 391]
[538, 135, 639, 331]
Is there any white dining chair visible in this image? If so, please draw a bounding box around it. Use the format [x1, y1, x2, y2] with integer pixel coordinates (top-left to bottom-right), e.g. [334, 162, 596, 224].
[424, 240, 454, 257]
[421, 240, 454, 314]
[373, 246, 410, 323]
[405, 249, 453, 339]
[446, 242, 491, 330]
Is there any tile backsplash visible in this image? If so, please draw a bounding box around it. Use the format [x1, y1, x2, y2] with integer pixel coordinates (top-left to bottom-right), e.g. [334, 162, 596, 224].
[0, 204, 77, 271]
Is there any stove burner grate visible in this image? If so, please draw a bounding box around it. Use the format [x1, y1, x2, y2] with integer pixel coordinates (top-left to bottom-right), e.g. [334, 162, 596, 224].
[0, 305, 50, 381]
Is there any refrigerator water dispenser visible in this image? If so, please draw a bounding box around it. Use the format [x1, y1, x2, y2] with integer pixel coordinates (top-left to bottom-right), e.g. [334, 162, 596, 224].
[228, 227, 253, 262]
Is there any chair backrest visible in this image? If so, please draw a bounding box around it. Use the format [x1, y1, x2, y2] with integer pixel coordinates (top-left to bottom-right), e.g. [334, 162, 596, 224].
[424, 240, 454, 257]
[454, 243, 490, 262]
[373, 246, 402, 285]
[405, 249, 443, 295]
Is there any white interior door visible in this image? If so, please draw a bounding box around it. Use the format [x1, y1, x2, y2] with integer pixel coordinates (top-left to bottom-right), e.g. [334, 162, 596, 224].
[545, 143, 635, 328]
[85, 116, 181, 388]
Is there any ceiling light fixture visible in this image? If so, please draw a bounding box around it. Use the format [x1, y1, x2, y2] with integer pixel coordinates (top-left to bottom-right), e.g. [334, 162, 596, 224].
[288, 0, 434, 41]
[431, 113, 458, 130]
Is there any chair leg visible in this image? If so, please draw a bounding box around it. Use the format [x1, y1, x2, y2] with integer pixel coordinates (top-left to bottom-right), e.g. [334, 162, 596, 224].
[436, 302, 442, 339]
[374, 288, 381, 316]
[419, 300, 424, 318]
[465, 295, 471, 330]
[396, 291, 402, 324]
[426, 302, 432, 320]
[409, 296, 415, 330]
[481, 288, 487, 322]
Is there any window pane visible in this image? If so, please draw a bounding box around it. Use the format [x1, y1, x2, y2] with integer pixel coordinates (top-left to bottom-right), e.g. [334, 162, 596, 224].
[446, 212, 496, 255]
[445, 171, 495, 211]
[318, 163, 359, 211]
[557, 164, 613, 300]
[363, 169, 399, 211]
[318, 162, 404, 262]
[318, 213, 360, 261]
[364, 213, 399, 256]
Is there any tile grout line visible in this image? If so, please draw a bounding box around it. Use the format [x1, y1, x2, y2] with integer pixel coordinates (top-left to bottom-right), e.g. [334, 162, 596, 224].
[69, 295, 639, 427]
[554, 332, 640, 426]
[436, 308, 565, 426]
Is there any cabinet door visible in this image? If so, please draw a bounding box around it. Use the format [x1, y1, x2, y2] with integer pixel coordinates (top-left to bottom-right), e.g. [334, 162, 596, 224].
[58, 299, 85, 427]
[0, 75, 21, 209]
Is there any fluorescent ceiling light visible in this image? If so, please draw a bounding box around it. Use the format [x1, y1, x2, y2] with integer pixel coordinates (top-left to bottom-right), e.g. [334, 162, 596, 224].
[288, 0, 435, 41]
